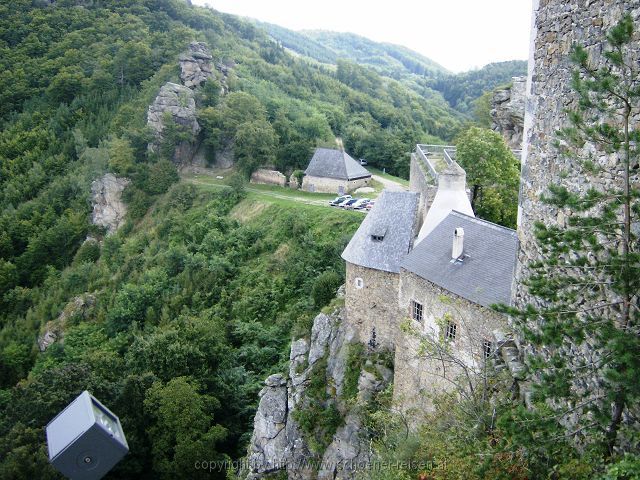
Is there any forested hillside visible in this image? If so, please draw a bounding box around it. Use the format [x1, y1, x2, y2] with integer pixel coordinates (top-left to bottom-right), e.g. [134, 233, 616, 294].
[428, 60, 528, 113]
[254, 22, 449, 78]
[0, 0, 463, 477]
[253, 23, 527, 116]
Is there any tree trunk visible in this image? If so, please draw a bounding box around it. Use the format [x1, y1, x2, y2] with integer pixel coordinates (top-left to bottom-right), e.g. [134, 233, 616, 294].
[606, 394, 625, 457]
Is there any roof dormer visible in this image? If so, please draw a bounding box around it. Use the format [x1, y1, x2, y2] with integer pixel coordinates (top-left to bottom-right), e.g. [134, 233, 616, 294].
[371, 226, 387, 242]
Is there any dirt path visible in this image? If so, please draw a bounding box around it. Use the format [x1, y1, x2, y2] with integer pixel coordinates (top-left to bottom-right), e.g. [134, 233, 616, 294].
[371, 174, 408, 192]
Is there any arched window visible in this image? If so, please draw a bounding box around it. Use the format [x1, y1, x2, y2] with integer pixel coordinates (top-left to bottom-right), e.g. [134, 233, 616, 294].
[354, 277, 364, 289]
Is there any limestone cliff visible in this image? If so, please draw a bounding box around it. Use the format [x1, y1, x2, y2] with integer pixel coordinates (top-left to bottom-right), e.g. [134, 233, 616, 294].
[491, 76, 525, 150]
[91, 173, 130, 234]
[246, 305, 391, 480]
[148, 42, 234, 166]
[147, 82, 200, 164]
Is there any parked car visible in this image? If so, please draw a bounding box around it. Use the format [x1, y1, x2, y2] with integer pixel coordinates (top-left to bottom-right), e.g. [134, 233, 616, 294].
[329, 195, 351, 206]
[359, 158, 368, 166]
[334, 197, 354, 208]
[350, 198, 370, 210]
[341, 198, 359, 209]
[365, 200, 376, 210]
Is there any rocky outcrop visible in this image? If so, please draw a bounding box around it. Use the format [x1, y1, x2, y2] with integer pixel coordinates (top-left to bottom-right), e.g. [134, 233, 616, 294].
[179, 41, 231, 93]
[146, 42, 233, 166]
[215, 142, 235, 169]
[247, 304, 389, 480]
[91, 174, 130, 234]
[491, 76, 526, 150]
[147, 82, 200, 164]
[180, 41, 216, 88]
[37, 294, 96, 351]
[249, 374, 290, 475]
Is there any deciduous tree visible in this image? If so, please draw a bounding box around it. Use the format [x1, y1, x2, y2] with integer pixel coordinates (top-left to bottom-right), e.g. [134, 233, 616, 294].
[456, 126, 519, 228]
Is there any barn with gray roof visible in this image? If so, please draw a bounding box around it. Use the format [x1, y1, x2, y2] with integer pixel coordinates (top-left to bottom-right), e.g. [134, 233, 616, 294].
[302, 148, 371, 194]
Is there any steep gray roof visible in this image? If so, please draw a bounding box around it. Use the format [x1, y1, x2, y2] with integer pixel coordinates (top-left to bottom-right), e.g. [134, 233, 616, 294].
[342, 191, 419, 273]
[402, 211, 518, 307]
[305, 148, 371, 180]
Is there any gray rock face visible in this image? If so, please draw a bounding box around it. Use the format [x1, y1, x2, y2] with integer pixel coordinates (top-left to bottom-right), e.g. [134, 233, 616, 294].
[180, 41, 215, 88]
[491, 76, 525, 150]
[91, 173, 130, 234]
[215, 142, 235, 169]
[246, 307, 389, 480]
[147, 82, 200, 163]
[179, 41, 231, 94]
[248, 375, 289, 474]
[37, 294, 96, 351]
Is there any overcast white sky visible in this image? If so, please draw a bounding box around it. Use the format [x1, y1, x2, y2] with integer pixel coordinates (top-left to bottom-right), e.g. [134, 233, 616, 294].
[191, 0, 532, 73]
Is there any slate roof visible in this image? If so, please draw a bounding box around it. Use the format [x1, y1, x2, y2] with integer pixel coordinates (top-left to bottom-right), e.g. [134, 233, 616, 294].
[305, 148, 371, 180]
[342, 190, 419, 273]
[402, 211, 518, 307]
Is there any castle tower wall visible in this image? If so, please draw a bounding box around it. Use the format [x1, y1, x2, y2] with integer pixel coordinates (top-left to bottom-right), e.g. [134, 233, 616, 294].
[513, 0, 640, 306]
[344, 262, 400, 350]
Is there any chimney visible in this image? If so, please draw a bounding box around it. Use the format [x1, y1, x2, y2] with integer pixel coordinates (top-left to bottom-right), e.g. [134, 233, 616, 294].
[452, 227, 464, 259]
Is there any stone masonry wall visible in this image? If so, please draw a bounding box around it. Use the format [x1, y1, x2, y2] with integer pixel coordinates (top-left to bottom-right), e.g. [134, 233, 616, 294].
[409, 152, 437, 231]
[250, 169, 287, 187]
[513, 0, 640, 443]
[345, 263, 400, 350]
[302, 175, 370, 194]
[514, 0, 640, 307]
[394, 269, 507, 416]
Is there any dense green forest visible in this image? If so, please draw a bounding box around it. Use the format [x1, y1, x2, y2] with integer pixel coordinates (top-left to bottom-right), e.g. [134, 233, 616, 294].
[251, 23, 527, 116]
[429, 60, 528, 113]
[0, 0, 467, 477]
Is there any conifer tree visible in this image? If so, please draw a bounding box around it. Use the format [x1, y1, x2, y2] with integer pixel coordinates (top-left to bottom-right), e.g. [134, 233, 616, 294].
[500, 14, 640, 462]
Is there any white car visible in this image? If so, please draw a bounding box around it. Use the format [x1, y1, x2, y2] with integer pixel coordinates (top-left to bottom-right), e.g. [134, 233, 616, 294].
[329, 195, 352, 206]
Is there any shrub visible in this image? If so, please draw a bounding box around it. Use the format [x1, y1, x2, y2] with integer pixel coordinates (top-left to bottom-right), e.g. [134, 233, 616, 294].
[144, 160, 179, 195]
[342, 342, 366, 400]
[73, 240, 100, 265]
[311, 270, 342, 307]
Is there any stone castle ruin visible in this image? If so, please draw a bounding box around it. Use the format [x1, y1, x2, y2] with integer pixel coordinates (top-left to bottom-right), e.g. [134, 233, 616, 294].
[245, 1, 640, 478]
[246, 145, 523, 480]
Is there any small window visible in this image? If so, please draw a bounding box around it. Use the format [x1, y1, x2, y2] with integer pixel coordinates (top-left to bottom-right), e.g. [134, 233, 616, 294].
[371, 234, 384, 242]
[483, 340, 493, 359]
[445, 321, 457, 341]
[355, 277, 364, 289]
[410, 300, 423, 323]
